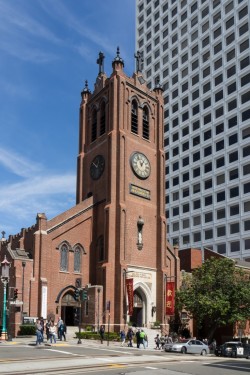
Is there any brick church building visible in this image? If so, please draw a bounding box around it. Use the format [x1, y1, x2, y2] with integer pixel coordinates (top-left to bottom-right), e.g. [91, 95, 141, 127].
[0, 49, 179, 338]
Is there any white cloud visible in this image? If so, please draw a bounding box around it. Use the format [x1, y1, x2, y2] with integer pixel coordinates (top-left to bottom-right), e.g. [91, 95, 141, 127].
[38, 0, 116, 55]
[0, 147, 43, 178]
[0, 0, 62, 63]
[74, 44, 93, 62]
[0, 174, 75, 203]
[0, 1, 61, 44]
[1, 81, 32, 99]
[0, 41, 59, 63]
[0, 146, 76, 236]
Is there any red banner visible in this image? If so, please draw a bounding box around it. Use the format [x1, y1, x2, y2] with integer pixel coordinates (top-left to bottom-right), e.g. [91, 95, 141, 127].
[166, 281, 175, 315]
[126, 278, 134, 316]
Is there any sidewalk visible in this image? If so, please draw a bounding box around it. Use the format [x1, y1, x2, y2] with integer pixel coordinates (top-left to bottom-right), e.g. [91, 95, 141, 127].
[0, 335, 159, 350]
[0, 326, 162, 349]
[0, 335, 127, 347]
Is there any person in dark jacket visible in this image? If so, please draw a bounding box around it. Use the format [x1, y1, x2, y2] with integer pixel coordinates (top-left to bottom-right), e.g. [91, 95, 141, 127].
[100, 325, 105, 344]
[136, 329, 141, 348]
[58, 320, 67, 341]
[127, 328, 134, 347]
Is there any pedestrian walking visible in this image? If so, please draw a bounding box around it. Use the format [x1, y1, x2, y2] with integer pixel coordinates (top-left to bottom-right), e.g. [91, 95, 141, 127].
[57, 316, 63, 340]
[99, 325, 105, 344]
[210, 338, 217, 353]
[203, 338, 208, 345]
[49, 321, 57, 344]
[120, 329, 126, 346]
[35, 319, 43, 346]
[160, 334, 165, 349]
[154, 334, 161, 350]
[165, 334, 173, 344]
[45, 318, 51, 342]
[58, 320, 67, 341]
[39, 317, 44, 342]
[139, 329, 146, 349]
[127, 328, 133, 347]
[136, 329, 141, 348]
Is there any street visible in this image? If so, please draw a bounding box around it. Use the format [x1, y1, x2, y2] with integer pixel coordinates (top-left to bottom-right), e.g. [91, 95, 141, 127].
[0, 340, 249, 375]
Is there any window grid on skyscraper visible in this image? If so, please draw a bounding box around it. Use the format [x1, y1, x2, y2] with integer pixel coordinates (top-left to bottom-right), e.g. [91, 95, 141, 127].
[136, 0, 250, 260]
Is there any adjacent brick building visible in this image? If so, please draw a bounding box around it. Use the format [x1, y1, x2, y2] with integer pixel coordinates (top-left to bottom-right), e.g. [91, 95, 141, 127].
[179, 247, 250, 342]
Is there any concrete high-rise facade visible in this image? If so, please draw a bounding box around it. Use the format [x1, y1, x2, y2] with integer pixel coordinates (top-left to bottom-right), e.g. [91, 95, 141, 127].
[136, 0, 250, 260]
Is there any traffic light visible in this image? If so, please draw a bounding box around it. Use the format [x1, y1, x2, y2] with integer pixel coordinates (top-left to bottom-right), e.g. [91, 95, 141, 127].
[82, 288, 88, 301]
[74, 288, 80, 301]
[14, 288, 18, 300]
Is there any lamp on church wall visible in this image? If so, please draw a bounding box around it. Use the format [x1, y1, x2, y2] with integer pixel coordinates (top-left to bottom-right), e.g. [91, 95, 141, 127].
[151, 305, 156, 317]
[137, 216, 144, 250]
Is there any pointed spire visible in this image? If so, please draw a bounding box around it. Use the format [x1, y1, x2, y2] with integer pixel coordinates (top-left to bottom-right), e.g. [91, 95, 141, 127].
[112, 46, 124, 68]
[81, 80, 91, 98]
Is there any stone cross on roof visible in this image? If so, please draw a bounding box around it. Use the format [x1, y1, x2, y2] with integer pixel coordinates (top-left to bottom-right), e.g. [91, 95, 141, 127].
[134, 50, 144, 73]
[97, 51, 105, 74]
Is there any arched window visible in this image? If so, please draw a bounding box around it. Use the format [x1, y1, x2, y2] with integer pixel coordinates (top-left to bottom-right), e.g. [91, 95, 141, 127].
[97, 235, 105, 261]
[131, 100, 138, 134]
[74, 246, 81, 273]
[91, 108, 97, 142]
[60, 244, 68, 272]
[100, 101, 106, 136]
[142, 106, 149, 140]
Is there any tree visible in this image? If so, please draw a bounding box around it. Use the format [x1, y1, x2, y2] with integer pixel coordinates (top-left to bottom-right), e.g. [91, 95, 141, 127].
[176, 257, 250, 339]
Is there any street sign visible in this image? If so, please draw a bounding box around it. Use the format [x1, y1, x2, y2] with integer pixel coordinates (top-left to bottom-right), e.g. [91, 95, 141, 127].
[10, 301, 23, 305]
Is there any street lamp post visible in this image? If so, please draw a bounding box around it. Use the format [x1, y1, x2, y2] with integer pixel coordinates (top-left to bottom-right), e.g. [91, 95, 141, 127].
[97, 287, 101, 333]
[21, 261, 26, 323]
[164, 273, 167, 325]
[1, 256, 11, 340]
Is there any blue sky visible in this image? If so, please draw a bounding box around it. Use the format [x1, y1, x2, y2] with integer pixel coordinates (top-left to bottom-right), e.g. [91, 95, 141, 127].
[0, 0, 135, 237]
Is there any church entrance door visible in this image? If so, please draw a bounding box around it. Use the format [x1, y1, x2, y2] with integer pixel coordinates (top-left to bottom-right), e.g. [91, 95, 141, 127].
[130, 289, 146, 327]
[131, 307, 143, 327]
[61, 292, 79, 326]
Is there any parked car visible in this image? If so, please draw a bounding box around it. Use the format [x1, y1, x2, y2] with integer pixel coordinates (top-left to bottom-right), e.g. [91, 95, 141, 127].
[215, 341, 246, 358]
[164, 339, 209, 355]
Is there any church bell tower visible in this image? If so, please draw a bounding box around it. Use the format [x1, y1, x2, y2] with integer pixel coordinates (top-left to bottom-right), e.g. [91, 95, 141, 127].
[76, 48, 168, 328]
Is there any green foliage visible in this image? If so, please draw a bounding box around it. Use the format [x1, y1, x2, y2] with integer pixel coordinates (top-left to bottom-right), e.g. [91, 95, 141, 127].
[75, 331, 120, 341]
[85, 325, 93, 331]
[176, 257, 250, 335]
[19, 324, 36, 335]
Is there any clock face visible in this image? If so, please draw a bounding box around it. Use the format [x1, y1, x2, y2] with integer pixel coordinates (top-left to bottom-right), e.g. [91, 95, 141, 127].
[130, 152, 151, 179]
[90, 155, 105, 180]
